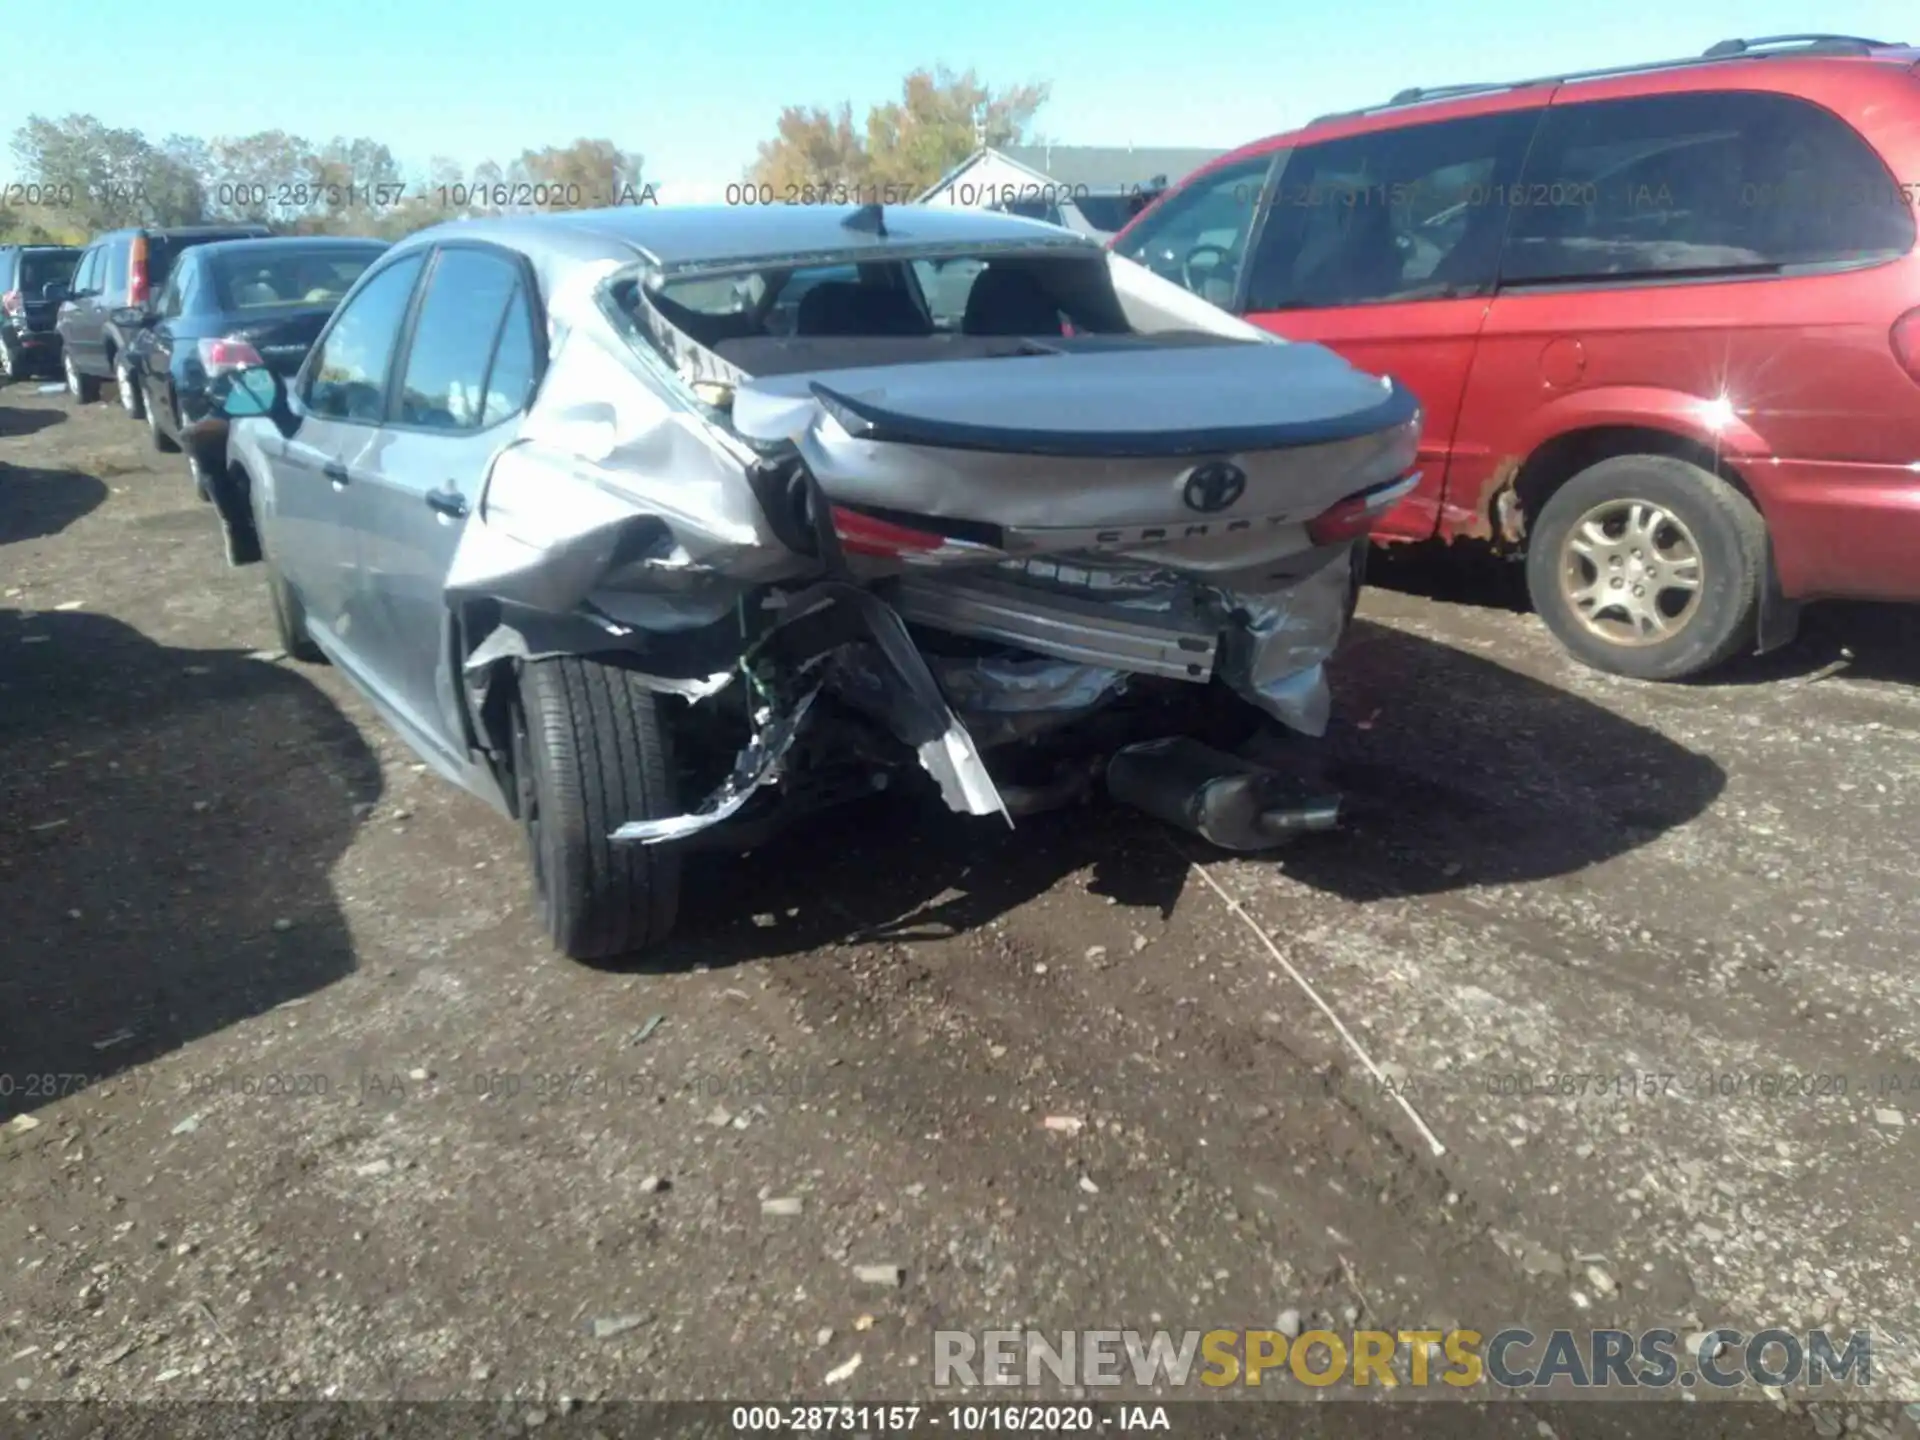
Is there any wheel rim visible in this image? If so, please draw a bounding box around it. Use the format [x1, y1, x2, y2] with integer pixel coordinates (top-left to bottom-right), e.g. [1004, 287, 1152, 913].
[64, 354, 78, 392]
[1, 345, 14, 378]
[118, 365, 136, 412]
[1558, 497, 1705, 647]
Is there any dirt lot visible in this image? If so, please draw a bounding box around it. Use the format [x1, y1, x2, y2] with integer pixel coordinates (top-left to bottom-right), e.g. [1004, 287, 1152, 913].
[4, 382, 1920, 1429]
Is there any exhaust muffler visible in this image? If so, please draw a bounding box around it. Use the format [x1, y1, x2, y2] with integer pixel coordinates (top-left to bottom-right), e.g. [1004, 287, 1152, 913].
[1106, 736, 1341, 851]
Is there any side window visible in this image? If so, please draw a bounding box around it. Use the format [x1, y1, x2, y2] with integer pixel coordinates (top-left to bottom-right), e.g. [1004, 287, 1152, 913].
[394, 248, 522, 431]
[158, 260, 192, 319]
[303, 252, 426, 424]
[72, 248, 100, 296]
[1502, 92, 1916, 285]
[1244, 110, 1540, 311]
[1112, 155, 1276, 308]
[479, 285, 538, 428]
[102, 239, 130, 304]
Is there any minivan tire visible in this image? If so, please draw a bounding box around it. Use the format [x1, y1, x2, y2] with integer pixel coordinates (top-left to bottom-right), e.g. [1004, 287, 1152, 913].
[64, 352, 100, 403]
[146, 396, 181, 453]
[511, 657, 682, 961]
[115, 358, 145, 420]
[264, 558, 325, 663]
[1526, 455, 1765, 682]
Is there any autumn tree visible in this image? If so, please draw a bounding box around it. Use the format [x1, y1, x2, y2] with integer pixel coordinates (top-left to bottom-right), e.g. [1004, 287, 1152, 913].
[748, 67, 1049, 198]
[506, 139, 646, 209]
[10, 114, 206, 229]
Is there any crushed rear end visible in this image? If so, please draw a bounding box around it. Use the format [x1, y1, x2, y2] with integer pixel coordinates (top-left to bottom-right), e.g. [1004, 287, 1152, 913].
[445, 233, 1419, 849]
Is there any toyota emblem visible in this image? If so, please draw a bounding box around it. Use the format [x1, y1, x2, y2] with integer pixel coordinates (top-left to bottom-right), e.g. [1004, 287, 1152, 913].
[1183, 461, 1247, 514]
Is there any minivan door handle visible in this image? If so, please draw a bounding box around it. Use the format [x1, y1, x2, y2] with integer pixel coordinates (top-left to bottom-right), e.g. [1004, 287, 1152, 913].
[322, 460, 350, 488]
[425, 486, 468, 520]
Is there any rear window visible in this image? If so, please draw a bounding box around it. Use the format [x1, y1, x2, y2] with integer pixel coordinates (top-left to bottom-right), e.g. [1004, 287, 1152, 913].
[148, 231, 272, 290]
[208, 247, 385, 310]
[19, 251, 78, 292]
[1503, 92, 1916, 283]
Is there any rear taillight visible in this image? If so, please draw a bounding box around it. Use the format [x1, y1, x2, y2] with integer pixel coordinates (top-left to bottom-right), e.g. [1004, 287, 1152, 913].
[0, 290, 21, 317]
[198, 337, 264, 374]
[830, 505, 950, 558]
[1893, 306, 1920, 385]
[128, 236, 150, 306]
[1305, 473, 1422, 546]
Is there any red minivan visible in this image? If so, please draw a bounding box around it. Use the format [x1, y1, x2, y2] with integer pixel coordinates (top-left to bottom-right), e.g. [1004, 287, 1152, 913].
[1112, 34, 1920, 679]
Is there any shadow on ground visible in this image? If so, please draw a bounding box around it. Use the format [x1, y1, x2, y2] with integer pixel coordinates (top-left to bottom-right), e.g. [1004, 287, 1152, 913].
[632, 619, 1726, 968]
[0, 402, 67, 440]
[1368, 540, 1920, 688]
[0, 463, 107, 545]
[0, 609, 377, 1123]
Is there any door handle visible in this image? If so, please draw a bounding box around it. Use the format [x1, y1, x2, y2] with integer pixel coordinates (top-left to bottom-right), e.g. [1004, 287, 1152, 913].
[425, 487, 468, 520]
[322, 460, 349, 487]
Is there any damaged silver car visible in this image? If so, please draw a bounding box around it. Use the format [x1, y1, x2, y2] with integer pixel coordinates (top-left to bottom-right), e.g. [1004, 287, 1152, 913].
[206, 203, 1419, 959]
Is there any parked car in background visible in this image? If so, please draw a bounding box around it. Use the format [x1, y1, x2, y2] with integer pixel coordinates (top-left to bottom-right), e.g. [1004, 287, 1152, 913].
[54, 223, 272, 408]
[118, 236, 388, 507]
[205, 204, 1418, 961]
[1113, 34, 1920, 680]
[0, 244, 82, 381]
[990, 181, 1168, 240]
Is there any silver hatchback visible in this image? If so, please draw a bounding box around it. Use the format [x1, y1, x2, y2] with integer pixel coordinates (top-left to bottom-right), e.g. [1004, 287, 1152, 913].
[209, 203, 1419, 960]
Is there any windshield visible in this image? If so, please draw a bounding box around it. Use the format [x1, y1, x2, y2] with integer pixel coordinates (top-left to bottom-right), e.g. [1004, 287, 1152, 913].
[20, 251, 79, 292]
[208, 246, 386, 310]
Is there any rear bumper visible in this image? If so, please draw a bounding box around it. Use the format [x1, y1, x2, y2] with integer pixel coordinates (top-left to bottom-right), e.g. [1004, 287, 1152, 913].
[1758, 459, 1920, 602]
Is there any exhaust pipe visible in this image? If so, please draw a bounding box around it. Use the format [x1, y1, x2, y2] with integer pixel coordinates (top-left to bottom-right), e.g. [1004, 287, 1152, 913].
[1106, 736, 1341, 851]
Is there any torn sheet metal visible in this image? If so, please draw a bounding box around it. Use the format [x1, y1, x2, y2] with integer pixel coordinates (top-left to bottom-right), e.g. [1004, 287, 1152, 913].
[463, 621, 735, 701]
[1213, 550, 1352, 737]
[612, 689, 819, 844]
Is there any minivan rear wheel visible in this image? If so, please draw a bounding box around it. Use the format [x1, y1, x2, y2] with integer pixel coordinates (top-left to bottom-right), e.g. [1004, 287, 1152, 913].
[1526, 455, 1765, 681]
[511, 657, 683, 961]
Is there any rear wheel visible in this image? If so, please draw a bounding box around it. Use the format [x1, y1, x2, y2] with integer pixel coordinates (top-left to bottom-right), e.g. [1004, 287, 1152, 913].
[1526, 454, 1765, 681]
[511, 657, 682, 961]
[64, 352, 100, 403]
[264, 557, 325, 663]
[115, 357, 145, 420]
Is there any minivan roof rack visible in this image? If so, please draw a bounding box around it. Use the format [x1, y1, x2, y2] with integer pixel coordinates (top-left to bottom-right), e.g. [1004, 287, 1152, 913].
[1309, 33, 1907, 125]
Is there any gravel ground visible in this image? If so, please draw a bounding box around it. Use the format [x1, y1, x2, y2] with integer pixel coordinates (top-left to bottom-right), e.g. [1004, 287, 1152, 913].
[3, 382, 1919, 1433]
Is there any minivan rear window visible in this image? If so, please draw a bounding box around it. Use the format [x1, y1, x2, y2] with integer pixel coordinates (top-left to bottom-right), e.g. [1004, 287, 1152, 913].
[1502, 92, 1916, 284]
[20, 251, 79, 292]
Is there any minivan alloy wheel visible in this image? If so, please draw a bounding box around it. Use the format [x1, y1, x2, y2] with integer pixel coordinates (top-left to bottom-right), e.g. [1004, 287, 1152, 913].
[1558, 497, 1703, 646]
[116, 360, 142, 417]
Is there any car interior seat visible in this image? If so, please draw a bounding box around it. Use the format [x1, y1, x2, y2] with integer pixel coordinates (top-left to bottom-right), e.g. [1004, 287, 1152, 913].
[960, 265, 1065, 336]
[794, 281, 931, 337]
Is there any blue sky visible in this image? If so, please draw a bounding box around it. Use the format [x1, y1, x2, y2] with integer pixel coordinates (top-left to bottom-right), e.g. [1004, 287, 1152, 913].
[2, 1, 1912, 197]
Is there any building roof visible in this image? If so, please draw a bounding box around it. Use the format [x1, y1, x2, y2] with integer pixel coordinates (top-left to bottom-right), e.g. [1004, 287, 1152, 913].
[998, 145, 1226, 191]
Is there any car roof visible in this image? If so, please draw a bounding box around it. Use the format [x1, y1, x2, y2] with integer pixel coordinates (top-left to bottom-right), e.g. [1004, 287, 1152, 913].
[1205, 34, 1918, 165]
[398, 203, 1101, 273]
[89, 224, 274, 242]
[189, 236, 390, 263]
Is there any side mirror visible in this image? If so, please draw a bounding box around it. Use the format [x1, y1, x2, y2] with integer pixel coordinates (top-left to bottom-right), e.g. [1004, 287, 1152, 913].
[109, 305, 150, 330]
[208, 366, 291, 434]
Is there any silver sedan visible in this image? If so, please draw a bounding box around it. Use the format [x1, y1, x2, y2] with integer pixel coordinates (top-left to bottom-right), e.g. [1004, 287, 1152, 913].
[208, 202, 1419, 960]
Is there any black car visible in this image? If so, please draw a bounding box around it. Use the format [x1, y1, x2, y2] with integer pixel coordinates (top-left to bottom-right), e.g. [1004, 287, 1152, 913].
[54, 223, 273, 408]
[0, 245, 82, 381]
[120, 235, 388, 498]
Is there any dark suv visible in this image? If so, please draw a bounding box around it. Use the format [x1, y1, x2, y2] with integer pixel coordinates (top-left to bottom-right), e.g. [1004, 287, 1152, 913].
[55, 224, 271, 409]
[1114, 34, 1920, 680]
[0, 245, 81, 381]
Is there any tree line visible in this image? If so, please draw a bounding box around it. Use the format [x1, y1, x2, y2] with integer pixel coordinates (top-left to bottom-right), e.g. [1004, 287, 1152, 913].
[1, 67, 1049, 246]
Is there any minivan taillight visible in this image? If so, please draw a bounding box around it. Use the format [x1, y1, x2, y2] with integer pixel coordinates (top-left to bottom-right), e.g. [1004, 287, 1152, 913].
[198, 337, 264, 374]
[0, 290, 21, 317]
[128, 235, 150, 306]
[1893, 306, 1920, 385]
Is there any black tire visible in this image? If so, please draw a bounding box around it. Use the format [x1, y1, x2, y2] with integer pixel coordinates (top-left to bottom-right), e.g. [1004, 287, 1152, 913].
[146, 394, 181, 453]
[0, 337, 18, 383]
[264, 558, 325, 663]
[511, 657, 682, 961]
[114, 356, 145, 420]
[64, 351, 100, 403]
[1526, 454, 1765, 682]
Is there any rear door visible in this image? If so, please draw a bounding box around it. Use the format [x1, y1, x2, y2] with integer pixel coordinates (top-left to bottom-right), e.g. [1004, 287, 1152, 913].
[1236, 108, 1544, 541]
[267, 250, 428, 659]
[345, 243, 539, 759]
